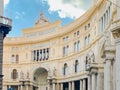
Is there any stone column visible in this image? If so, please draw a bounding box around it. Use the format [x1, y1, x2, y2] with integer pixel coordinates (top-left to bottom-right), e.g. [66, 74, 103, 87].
[104, 46, 115, 90]
[47, 80, 50, 90]
[113, 60, 116, 90]
[96, 71, 104, 90]
[36, 50, 37, 61]
[72, 81, 74, 90]
[21, 85, 23, 90]
[56, 83, 60, 90]
[105, 56, 112, 90]
[60, 83, 63, 90]
[8, 86, 11, 90]
[40, 50, 42, 61]
[91, 73, 96, 90]
[83, 79, 86, 90]
[111, 30, 120, 90]
[53, 83, 55, 90]
[26, 85, 29, 90]
[88, 75, 91, 90]
[69, 82, 71, 90]
[80, 80, 83, 90]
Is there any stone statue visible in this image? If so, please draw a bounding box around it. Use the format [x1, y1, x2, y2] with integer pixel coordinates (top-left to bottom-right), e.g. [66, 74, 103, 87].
[20, 71, 24, 79]
[48, 68, 52, 76]
[35, 12, 49, 25]
[104, 31, 111, 46]
[53, 67, 56, 76]
[90, 53, 95, 63]
[26, 72, 29, 79]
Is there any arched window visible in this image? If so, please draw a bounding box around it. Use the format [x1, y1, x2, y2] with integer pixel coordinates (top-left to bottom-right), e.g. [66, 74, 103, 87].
[11, 55, 15, 63]
[74, 42, 77, 52]
[12, 69, 18, 79]
[66, 45, 69, 55]
[85, 36, 87, 46]
[63, 63, 68, 75]
[77, 41, 80, 50]
[75, 60, 79, 72]
[63, 47, 65, 56]
[88, 34, 90, 44]
[16, 55, 19, 63]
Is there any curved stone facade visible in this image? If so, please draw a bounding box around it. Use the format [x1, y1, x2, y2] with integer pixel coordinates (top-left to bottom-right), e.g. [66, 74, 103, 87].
[2, 0, 120, 90]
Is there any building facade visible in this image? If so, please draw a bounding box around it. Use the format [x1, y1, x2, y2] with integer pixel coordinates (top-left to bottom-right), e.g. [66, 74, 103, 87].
[2, 0, 120, 90]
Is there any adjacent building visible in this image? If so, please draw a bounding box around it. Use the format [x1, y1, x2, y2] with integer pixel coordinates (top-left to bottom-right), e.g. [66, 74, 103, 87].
[2, 0, 120, 90]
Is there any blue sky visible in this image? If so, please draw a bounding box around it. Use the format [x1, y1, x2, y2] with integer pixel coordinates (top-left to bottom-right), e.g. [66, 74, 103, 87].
[4, 0, 91, 37]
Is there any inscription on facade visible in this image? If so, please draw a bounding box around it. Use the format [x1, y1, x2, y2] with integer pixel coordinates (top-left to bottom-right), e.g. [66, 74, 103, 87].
[25, 27, 57, 38]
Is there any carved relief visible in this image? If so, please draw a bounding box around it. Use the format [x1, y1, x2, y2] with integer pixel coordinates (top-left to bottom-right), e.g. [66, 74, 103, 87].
[20, 71, 24, 79]
[103, 31, 112, 46]
[35, 12, 49, 25]
[112, 30, 120, 39]
[86, 51, 95, 65]
[53, 67, 56, 76]
[26, 71, 29, 79]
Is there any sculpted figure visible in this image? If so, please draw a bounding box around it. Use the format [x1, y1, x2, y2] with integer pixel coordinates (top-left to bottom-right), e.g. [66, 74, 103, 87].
[20, 71, 24, 79]
[53, 67, 56, 76]
[26, 72, 29, 78]
[91, 53, 95, 63]
[104, 31, 111, 46]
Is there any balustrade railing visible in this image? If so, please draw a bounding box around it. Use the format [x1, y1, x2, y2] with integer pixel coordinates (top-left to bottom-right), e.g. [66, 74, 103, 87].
[0, 16, 12, 27]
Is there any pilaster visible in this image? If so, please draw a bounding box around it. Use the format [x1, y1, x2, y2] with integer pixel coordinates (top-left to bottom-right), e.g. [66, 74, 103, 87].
[91, 68, 97, 90]
[72, 81, 74, 90]
[111, 26, 120, 90]
[69, 82, 71, 90]
[104, 46, 115, 90]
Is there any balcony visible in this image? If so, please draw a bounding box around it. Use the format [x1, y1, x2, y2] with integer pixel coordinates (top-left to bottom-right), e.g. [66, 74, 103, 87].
[0, 16, 12, 37]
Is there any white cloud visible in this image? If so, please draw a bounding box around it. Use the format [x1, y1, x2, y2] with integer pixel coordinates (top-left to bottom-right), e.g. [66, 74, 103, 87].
[15, 15, 20, 19]
[15, 11, 25, 19]
[46, 0, 85, 19]
[4, 0, 10, 7]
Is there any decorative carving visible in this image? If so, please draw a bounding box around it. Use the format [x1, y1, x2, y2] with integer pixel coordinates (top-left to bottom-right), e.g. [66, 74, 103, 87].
[53, 67, 56, 76]
[86, 51, 95, 64]
[26, 72, 29, 79]
[48, 68, 52, 77]
[20, 71, 24, 79]
[103, 31, 111, 46]
[35, 12, 49, 25]
[112, 30, 120, 39]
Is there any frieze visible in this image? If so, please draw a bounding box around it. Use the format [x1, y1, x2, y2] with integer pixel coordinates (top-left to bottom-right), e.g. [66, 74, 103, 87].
[32, 42, 50, 49]
[24, 27, 57, 38]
